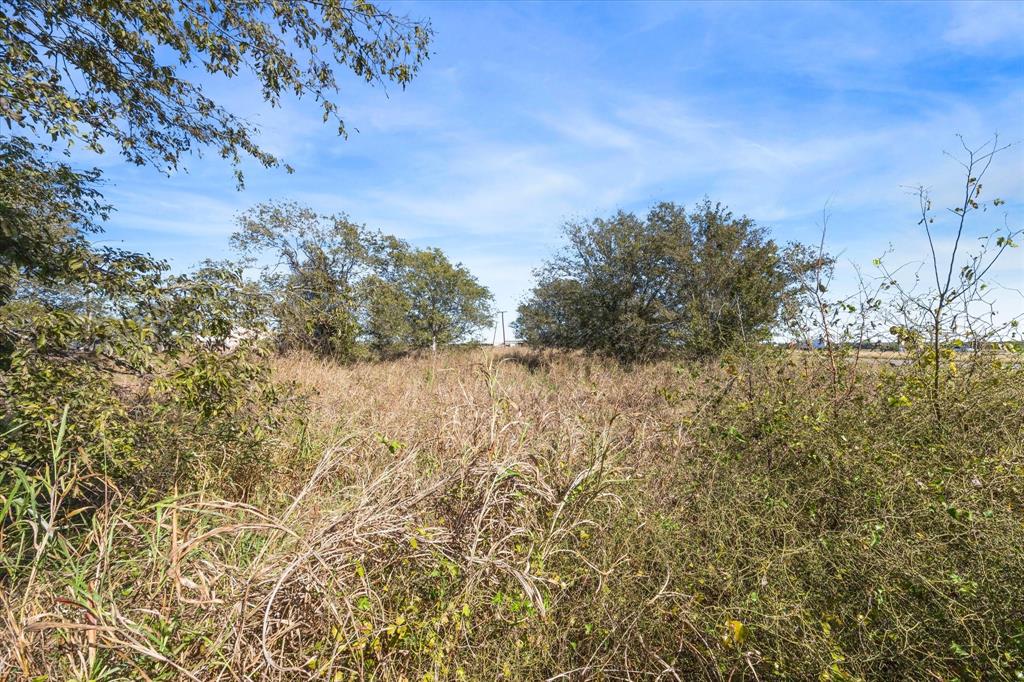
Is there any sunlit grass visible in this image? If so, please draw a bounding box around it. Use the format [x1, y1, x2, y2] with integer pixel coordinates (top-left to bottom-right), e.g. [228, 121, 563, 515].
[2, 346, 1022, 680]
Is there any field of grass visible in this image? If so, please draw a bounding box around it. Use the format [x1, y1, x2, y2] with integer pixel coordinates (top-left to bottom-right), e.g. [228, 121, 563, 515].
[2, 347, 1022, 680]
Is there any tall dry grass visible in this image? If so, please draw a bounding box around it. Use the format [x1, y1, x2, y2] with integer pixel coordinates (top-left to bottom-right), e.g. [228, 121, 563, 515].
[2, 346, 1022, 680]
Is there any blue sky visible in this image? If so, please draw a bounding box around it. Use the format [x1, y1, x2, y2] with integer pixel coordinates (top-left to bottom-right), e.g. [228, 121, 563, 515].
[91, 0, 1024, 337]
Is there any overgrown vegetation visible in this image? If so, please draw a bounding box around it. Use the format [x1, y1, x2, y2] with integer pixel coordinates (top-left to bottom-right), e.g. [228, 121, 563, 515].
[0, 0, 482, 519]
[3, 120, 1022, 679]
[1, 0, 443, 529]
[2, 344, 1021, 680]
[4, 94, 1022, 679]
[2, 0, 1022, 677]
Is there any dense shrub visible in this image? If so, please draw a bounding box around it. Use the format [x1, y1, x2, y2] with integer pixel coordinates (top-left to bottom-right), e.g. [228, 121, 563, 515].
[515, 200, 798, 361]
[0, 142, 294, 577]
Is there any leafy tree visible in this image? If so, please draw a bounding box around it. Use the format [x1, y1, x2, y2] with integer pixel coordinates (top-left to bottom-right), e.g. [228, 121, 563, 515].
[398, 247, 493, 351]
[0, 139, 166, 363]
[1, 0, 432, 178]
[515, 200, 791, 361]
[509, 277, 590, 351]
[680, 200, 789, 356]
[1, 0, 437, 374]
[516, 204, 691, 360]
[360, 273, 414, 356]
[1, 0, 434, 361]
[231, 201, 374, 359]
[0, 138, 111, 306]
[1, 0, 432, 516]
[234, 201, 493, 356]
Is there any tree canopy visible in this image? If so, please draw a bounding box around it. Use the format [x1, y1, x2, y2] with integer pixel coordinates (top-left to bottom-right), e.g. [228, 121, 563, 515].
[515, 200, 794, 361]
[232, 201, 493, 358]
[1, 0, 435, 497]
[389, 247, 494, 351]
[1, 0, 436, 365]
[1, 0, 432, 177]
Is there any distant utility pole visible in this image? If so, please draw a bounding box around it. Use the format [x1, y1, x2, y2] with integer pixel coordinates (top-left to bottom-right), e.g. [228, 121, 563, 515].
[499, 311, 507, 346]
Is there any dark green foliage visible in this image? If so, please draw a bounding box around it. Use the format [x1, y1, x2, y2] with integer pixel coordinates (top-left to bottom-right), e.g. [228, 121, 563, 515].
[682, 201, 790, 356]
[1, 264, 286, 493]
[232, 201, 493, 358]
[361, 273, 415, 356]
[380, 247, 494, 351]
[0, 137, 129, 309]
[0, 143, 288, 519]
[232, 202, 371, 360]
[516, 204, 692, 360]
[515, 200, 792, 361]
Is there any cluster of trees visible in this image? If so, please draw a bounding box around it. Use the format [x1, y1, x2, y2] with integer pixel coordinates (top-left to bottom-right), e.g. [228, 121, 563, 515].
[231, 202, 493, 359]
[0, 0, 436, 494]
[0, 0, 489, 368]
[1, 0, 439, 369]
[0, 0, 820, 372]
[2, 0, 1015, 454]
[13, 0, 993, 382]
[515, 200, 809, 360]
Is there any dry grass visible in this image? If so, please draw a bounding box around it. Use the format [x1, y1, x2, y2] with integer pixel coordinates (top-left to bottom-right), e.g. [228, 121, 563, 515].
[2, 347, 1022, 680]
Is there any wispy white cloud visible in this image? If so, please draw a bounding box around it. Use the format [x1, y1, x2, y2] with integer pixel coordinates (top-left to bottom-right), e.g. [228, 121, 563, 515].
[94, 0, 1023, 323]
[944, 1, 1024, 50]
